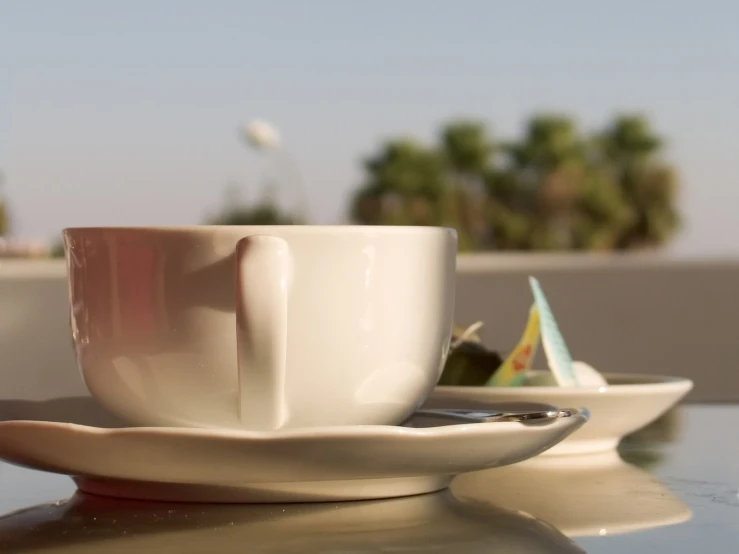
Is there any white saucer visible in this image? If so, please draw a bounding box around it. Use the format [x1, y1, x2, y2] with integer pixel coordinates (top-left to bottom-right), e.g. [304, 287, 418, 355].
[427, 372, 692, 455]
[0, 397, 588, 503]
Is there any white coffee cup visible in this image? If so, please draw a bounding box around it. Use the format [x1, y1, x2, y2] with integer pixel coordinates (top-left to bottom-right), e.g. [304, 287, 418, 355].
[63, 226, 457, 431]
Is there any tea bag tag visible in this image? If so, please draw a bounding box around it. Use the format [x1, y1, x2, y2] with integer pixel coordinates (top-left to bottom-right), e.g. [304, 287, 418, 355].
[487, 305, 540, 387]
[529, 276, 578, 387]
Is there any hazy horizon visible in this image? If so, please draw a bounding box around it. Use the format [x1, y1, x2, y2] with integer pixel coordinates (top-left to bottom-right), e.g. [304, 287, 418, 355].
[1, 0, 738, 256]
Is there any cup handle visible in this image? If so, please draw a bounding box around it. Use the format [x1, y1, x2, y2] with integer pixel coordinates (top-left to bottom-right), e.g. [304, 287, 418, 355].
[234, 235, 291, 430]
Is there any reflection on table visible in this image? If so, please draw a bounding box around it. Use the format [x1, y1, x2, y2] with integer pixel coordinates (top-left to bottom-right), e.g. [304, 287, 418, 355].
[0, 489, 583, 554]
[452, 407, 691, 538]
[452, 450, 690, 538]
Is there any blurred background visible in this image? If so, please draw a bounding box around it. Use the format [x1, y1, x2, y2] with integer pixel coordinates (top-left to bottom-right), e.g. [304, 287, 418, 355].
[0, 0, 738, 399]
[1, 0, 737, 256]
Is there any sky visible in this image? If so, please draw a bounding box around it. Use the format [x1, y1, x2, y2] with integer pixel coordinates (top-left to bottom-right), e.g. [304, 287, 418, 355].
[1, 0, 738, 256]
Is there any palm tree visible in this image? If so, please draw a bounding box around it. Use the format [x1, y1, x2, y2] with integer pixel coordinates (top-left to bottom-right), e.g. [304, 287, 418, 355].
[486, 115, 586, 250]
[349, 127, 495, 252]
[597, 115, 680, 249]
[349, 114, 680, 252]
[207, 182, 298, 226]
[0, 171, 10, 237]
[440, 121, 495, 249]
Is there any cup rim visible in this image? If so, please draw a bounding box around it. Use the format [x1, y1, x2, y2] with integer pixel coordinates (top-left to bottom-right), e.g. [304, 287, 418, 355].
[62, 225, 458, 237]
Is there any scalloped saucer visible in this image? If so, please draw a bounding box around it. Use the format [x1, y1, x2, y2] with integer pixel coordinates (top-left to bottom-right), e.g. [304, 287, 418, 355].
[0, 398, 588, 503]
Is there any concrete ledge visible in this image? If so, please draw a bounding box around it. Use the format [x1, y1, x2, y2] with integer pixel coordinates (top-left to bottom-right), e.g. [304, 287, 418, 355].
[456, 252, 739, 272]
[1, 256, 737, 402]
[454, 254, 739, 403]
[0, 259, 67, 279]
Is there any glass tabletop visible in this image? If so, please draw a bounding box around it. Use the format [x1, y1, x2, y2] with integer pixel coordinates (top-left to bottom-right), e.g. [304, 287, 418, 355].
[0, 404, 736, 553]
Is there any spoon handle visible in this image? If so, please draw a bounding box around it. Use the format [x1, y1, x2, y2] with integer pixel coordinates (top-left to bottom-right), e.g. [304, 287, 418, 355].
[413, 408, 574, 424]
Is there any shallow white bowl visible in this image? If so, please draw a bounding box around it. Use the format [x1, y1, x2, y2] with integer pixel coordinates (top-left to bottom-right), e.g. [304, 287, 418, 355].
[426, 371, 693, 455]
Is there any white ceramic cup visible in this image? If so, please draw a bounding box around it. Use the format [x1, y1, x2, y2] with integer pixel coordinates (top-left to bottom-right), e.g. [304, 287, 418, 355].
[63, 226, 457, 431]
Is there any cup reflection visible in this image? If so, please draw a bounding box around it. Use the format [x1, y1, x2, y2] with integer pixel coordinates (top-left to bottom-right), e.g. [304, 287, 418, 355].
[0, 489, 584, 553]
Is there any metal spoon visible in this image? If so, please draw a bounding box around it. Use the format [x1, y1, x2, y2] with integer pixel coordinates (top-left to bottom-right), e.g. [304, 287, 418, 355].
[408, 407, 575, 425]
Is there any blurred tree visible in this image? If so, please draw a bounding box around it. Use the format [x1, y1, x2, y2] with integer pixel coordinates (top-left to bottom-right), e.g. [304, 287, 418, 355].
[210, 201, 298, 225]
[207, 183, 299, 226]
[440, 121, 495, 249]
[350, 125, 496, 251]
[486, 115, 586, 250]
[441, 120, 494, 175]
[350, 114, 680, 251]
[0, 171, 9, 236]
[50, 239, 65, 258]
[596, 115, 680, 249]
[350, 139, 445, 224]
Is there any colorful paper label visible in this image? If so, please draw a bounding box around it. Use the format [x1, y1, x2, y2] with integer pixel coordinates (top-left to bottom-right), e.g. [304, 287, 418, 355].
[487, 304, 540, 387]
